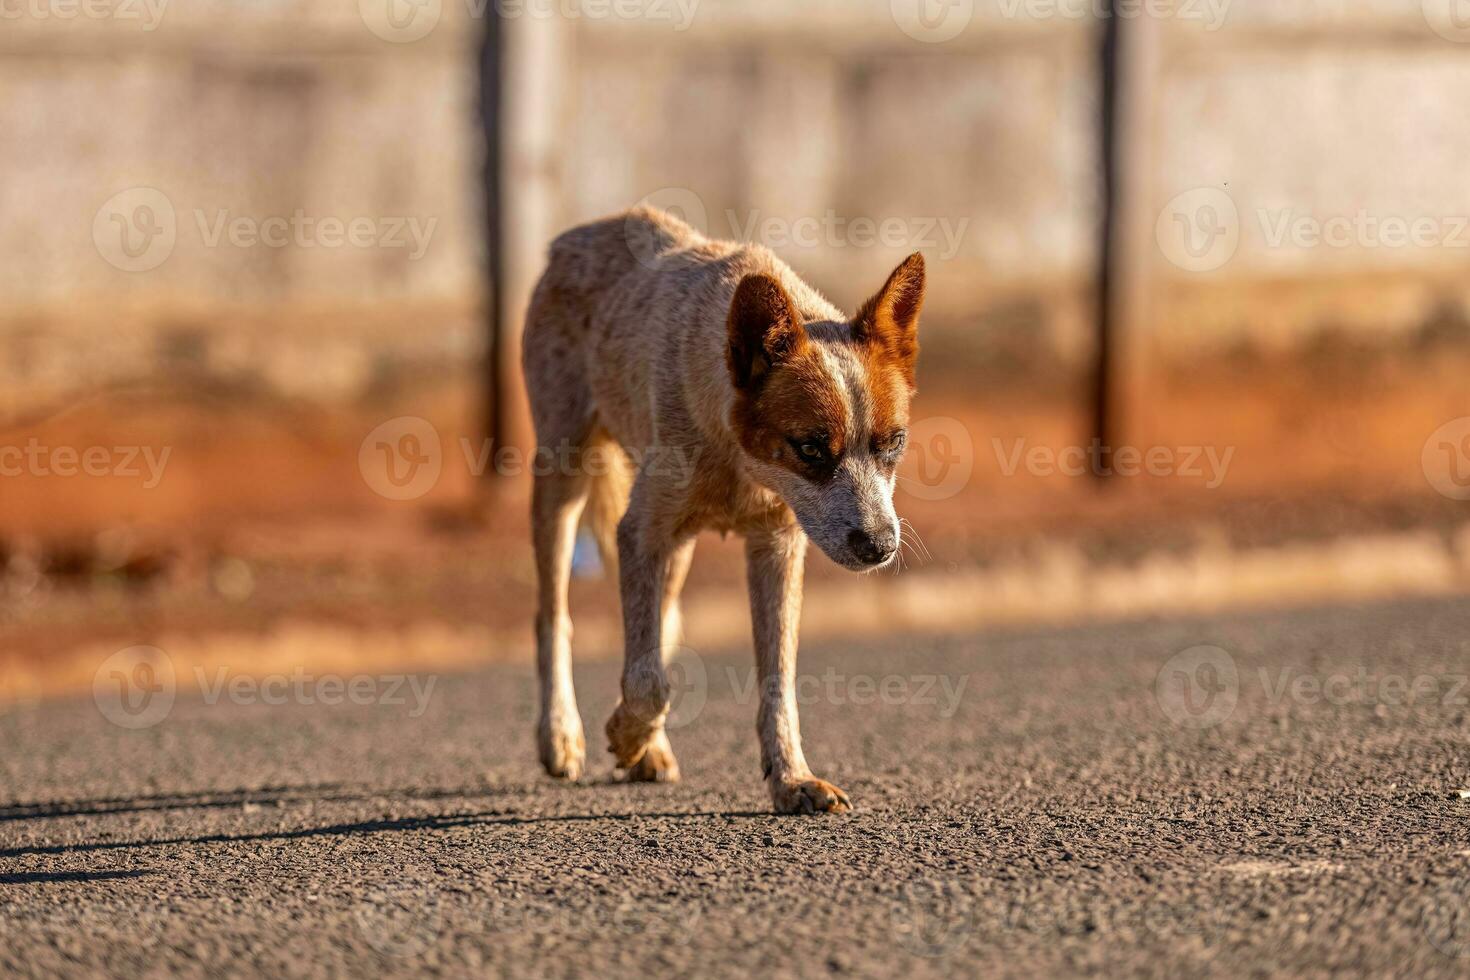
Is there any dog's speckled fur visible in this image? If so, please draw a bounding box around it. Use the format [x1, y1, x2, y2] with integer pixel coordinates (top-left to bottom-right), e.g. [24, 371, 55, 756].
[522, 206, 924, 813]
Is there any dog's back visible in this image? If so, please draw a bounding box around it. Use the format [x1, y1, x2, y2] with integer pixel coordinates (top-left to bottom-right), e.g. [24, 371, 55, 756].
[523, 207, 841, 454]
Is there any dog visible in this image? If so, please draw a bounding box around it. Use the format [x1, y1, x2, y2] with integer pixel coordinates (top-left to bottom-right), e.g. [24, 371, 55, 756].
[521, 205, 923, 814]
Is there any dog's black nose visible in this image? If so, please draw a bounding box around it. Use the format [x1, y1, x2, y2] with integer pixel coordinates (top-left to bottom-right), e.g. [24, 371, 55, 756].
[847, 528, 897, 565]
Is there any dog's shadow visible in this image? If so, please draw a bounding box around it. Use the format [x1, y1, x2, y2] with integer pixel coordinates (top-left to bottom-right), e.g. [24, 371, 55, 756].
[0, 781, 775, 861]
[0, 782, 501, 823]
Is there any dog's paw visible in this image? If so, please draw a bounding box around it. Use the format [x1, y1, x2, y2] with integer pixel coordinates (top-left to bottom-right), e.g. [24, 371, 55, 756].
[623, 729, 680, 783]
[537, 718, 585, 781]
[770, 777, 852, 815]
[604, 701, 661, 770]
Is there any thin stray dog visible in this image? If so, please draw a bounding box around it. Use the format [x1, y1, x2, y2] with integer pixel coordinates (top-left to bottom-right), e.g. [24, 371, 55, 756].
[522, 206, 924, 814]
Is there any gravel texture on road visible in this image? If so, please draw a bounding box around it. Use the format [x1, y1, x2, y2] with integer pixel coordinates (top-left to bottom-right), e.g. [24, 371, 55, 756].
[3, 596, 1469, 977]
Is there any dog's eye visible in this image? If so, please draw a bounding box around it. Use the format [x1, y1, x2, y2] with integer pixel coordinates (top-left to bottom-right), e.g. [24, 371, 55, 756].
[875, 431, 907, 456]
[789, 438, 831, 465]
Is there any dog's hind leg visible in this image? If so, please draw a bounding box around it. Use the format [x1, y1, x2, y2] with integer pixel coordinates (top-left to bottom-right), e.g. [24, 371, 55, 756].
[532, 468, 591, 780]
[523, 267, 602, 780]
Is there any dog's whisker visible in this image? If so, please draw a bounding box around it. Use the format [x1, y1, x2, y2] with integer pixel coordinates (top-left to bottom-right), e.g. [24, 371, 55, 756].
[904, 521, 933, 563]
[898, 519, 932, 565]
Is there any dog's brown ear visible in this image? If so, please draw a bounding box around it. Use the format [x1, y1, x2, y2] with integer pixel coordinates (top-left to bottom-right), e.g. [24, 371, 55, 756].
[853, 252, 924, 386]
[727, 273, 806, 390]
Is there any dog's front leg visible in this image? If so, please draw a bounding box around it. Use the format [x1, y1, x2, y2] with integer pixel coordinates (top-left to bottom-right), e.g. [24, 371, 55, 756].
[746, 527, 852, 814]
[604, 513, 679, 778]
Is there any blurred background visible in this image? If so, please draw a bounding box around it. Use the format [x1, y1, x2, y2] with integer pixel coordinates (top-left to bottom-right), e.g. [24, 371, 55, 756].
[2, 0, 1469, 703]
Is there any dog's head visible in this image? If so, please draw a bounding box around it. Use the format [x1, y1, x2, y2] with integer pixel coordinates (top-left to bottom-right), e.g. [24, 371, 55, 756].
[726, 254, 924, 571]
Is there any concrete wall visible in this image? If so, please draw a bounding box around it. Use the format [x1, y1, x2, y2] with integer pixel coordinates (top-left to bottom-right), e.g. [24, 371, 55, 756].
[2, 0, 1469, 412]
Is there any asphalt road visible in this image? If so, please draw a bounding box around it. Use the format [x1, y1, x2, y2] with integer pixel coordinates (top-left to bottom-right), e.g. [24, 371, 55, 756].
[3, 596, 1470, 978]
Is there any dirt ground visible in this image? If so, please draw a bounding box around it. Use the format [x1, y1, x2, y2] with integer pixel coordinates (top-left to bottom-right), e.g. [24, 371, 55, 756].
[3, 596, 1470, 977]
[3, 347, 1468, 703]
